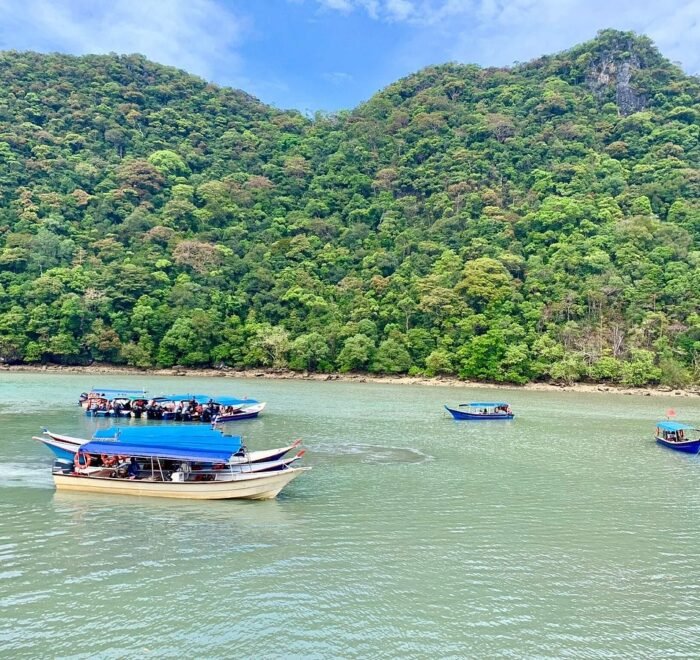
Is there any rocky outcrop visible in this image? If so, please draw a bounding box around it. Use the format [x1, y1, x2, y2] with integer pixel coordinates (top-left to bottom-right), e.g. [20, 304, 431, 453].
[586, 55, 647, 115]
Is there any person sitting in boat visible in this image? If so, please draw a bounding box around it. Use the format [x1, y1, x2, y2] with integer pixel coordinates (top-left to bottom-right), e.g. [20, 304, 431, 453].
[100, 454, 118, 468]
[126, 457, 139, 480]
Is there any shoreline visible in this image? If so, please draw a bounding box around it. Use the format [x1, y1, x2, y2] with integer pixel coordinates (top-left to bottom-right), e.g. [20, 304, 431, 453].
[1, 363, 698, 398]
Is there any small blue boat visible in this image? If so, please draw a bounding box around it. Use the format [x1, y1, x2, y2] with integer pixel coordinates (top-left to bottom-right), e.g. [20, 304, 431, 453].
[655, 421, 700, 454]
[445, 402, 514, 420]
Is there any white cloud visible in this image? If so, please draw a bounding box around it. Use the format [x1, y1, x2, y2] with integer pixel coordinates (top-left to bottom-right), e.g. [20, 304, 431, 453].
[318, 0, 355, 12]
[386, 0, 415, 21]
[315, 0, 700, 74]
[0, 0, 246, 81]
[322, 71, 354, 84]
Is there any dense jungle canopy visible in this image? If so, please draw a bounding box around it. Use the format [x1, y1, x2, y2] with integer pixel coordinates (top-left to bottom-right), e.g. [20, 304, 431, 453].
[0, 29, 698, 386]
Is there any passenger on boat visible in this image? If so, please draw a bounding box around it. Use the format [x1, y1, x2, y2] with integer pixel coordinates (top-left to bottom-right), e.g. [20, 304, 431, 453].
[126, 458, 139, 480]
[100, 454, 118, 468]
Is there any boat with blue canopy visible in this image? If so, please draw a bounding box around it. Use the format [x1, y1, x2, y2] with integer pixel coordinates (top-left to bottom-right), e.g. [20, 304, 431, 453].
[50, 438, 309, 500]
[655, 421, 700, 453]
[80, 387, 148, 417]
[92, 425, 230, 443]
[80, 437, 245, 463]
[144, 394, 265, 422]
[445, 402, 514, 420]
[36, 426, 302, 466]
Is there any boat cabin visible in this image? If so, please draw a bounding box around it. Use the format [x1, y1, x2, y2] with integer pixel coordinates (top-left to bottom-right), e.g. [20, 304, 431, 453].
[656, 421, 699, 443]
[61, 436, 249, 483]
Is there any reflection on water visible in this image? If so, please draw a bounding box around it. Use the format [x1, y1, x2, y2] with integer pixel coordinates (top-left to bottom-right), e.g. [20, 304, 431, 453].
[1, 372, 700, 657]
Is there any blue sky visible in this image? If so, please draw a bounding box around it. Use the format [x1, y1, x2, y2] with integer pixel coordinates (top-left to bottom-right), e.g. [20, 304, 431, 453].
[0, 0, 698, 112]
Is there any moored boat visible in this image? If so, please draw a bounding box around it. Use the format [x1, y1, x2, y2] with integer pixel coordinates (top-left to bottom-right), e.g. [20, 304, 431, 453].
[213, 401, 266, 423]
[80, 387, 148, 416]
[141, 394, 265, 422]
[445, 402, 514, 420]
[655, 421, 700, 453]
[53, 467, 306, 499]
[51, 438, 309, 500]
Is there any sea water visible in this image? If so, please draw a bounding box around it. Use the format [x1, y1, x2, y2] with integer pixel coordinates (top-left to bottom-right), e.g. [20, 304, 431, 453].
[1, 372, 699, 658]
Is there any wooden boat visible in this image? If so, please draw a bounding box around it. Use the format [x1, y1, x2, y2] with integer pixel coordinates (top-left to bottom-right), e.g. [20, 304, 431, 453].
[38, 428, 303, 465]
[80, 387, 147, 407]
[213, 401, 266, 423]
[445, 402, 514, 420]
[655, 421, 700, 453]
[144, 394, 264, 422]
[53, 464, 308, 500]
[51, 437, 308, 499]
[80, 388, 147, 414]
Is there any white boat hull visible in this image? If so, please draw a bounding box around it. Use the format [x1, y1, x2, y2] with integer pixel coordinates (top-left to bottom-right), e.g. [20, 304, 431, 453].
[53, 467, 309, 500]
[213, 401, 266, 422]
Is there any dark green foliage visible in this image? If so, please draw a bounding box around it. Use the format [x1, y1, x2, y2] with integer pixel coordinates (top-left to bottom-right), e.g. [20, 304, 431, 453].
[0, 30, 698, 385]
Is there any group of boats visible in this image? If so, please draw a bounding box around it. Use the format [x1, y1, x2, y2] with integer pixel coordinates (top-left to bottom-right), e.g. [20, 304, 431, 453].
[34, 387, 700, 502]
[33, 384, 308, 500]
[80, 388, 265, 423]
[446, 401, 700, 455]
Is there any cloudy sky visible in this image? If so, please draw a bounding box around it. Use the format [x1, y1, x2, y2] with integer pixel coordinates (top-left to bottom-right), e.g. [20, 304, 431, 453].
[0, 0, 697, 112]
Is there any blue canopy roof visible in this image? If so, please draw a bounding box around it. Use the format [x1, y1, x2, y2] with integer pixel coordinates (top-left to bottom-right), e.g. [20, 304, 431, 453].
[657, 421, 696, 432]
[88, 388, 147, 395]
[460, 402, 509, 407]
[92, 426, 236, 444]
[79, 439, 242, 462]
[153, 394, 211, 403]
[153, 394, 258, 405]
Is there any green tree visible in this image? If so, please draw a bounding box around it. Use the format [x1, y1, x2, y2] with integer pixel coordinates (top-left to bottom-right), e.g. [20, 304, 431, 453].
[337, 334, 375, 372]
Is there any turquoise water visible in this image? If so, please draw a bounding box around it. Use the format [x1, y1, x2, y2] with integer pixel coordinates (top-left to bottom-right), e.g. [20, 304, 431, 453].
[1, 372, 700, 658]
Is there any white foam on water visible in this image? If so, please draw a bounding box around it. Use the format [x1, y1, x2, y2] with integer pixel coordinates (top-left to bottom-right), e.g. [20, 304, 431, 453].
[0, 463, 53, 489]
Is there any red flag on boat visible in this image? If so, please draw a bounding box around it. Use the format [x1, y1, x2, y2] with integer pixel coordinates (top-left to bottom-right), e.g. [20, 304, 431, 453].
[666, 408, 676, 418]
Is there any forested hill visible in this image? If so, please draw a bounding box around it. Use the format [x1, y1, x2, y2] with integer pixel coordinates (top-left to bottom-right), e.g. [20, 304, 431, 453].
[0, 30, 698, 387]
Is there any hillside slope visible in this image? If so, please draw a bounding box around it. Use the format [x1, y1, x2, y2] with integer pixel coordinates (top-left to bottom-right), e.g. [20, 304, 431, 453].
[0, 30, 698, 386]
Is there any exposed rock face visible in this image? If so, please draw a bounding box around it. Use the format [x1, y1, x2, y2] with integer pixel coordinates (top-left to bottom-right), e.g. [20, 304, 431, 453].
[586, 55, 647, 116]
[615, 61, 647, 115]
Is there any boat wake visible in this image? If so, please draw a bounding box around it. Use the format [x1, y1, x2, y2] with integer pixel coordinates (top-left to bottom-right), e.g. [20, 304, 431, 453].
[0, 463, 53, 489]
[313, 443, 432, 464]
